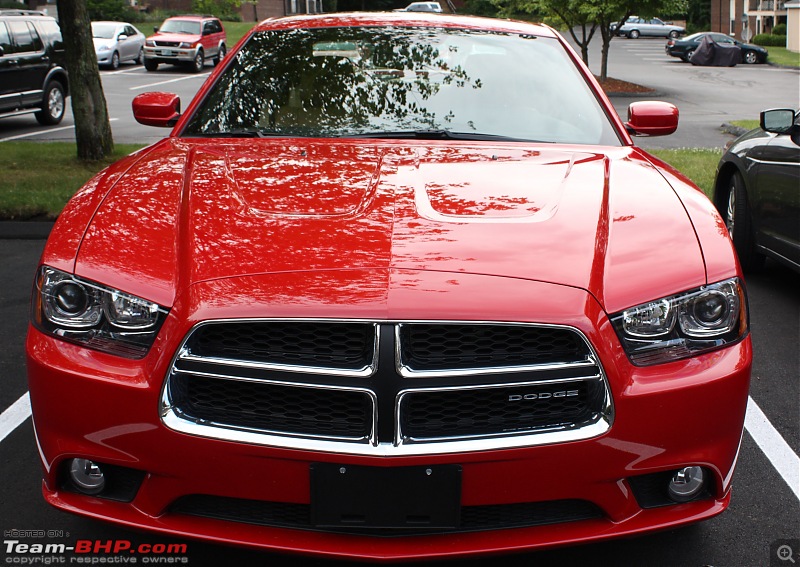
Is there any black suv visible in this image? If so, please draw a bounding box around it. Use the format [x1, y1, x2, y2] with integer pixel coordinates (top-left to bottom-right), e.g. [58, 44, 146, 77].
[0, 10, 69, 125]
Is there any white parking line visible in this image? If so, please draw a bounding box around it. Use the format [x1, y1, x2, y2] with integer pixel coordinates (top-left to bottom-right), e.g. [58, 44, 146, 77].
[0, 118, 119, 143]
[745, 396, 800, 500]
[0, 392, 798, 502]
[105, 67, 144, 76]
[130, 73, 209, 91]
[0, 392, 30, 443]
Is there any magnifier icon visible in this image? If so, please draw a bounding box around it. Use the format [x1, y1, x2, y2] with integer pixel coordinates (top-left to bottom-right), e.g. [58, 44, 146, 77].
[778, 545, 796, 563]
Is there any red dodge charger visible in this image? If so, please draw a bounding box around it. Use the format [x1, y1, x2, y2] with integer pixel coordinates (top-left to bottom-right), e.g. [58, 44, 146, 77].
[27, 12, 751, 561]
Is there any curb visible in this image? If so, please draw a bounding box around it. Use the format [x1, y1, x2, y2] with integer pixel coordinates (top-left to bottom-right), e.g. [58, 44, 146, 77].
[0, 221, 54, 240]
[720, 123, 749, 137]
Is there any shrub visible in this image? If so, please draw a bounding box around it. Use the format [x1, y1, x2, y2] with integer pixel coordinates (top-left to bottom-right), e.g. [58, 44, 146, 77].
[752, 33, 786, 46]
[771, 23, 786, 36]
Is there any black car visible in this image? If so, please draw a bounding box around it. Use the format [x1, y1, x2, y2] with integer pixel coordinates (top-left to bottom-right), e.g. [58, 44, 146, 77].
[0, 9, 69, 125]
[713, 109, 800, 273]
[666, 32, 768, 64]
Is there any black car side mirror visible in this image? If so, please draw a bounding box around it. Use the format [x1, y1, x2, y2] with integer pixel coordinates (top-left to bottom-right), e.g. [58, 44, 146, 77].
[760, 108, 795, 134]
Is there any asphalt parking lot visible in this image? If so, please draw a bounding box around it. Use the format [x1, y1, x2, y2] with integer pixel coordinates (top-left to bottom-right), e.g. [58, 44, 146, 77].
[1, 32, 799, 567]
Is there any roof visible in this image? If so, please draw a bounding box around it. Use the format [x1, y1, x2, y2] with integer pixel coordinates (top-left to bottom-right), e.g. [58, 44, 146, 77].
[253, 12, 557, 38]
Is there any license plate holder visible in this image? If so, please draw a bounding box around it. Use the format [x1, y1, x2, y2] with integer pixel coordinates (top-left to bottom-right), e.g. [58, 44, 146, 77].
[311, 463, 461, 530]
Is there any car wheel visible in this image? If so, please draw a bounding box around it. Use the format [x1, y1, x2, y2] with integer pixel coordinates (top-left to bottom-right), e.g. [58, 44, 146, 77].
[34, 80, 65, 125]
[213, 44, 226, 66]
[191, 49, 204, 73]
[135, 47, 143, 65]
[744, 50, 758, 64]
[144, 59, 158, 72]
[110, 51, 120, 70]
[726, 171, 764, 271]
[686, 49, 695, 61]
[628, 29, 640, 39]
[668, 30, 679, 39]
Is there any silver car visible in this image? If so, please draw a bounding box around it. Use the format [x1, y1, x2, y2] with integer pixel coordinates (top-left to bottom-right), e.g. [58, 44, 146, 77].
[92, 21, 145, 69]
[611, 17, 685, 39]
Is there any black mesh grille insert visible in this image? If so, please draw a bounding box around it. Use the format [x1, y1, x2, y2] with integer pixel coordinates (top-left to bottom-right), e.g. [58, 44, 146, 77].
[170, 374, 372, 439]
[186, 322, 375, 370]
[170, 494, 603, 535]
[399, 324, 591, 370]
[400, 380, 605, 439]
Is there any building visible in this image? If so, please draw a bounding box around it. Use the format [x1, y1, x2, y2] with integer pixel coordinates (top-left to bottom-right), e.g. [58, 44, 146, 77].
[711, 0, 789, 40]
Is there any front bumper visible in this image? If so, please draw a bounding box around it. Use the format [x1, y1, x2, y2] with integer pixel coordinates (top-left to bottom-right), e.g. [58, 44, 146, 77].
[27, 319, 751, 561]
[143, 46, 197, 64]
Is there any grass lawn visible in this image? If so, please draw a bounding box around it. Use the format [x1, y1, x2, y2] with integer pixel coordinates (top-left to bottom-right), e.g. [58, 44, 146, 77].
[730, 119, 759, 130]
[766, 46, 800, 68]
[0, 142, 723, 220]
[649, 148, 722, 198]
[0, 143, 145, 220]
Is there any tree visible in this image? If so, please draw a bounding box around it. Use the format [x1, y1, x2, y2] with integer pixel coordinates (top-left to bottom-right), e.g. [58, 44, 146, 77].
[495, 0, 599, 65]
[57, 0, 114, 161]
[497, 0, 686, 81]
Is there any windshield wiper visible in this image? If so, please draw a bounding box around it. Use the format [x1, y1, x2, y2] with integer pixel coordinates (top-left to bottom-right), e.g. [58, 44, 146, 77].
[340, 130, 541, 142]
[187, 129, 318, 139]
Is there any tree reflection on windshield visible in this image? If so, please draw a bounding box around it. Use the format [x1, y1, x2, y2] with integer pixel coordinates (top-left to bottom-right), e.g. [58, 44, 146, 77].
[183, 26, 619, 146]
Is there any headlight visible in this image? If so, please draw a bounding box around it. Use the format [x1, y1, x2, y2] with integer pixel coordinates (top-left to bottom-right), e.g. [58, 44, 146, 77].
[32, 266, 167, 359]
[611, 278, 747, 366]
[145, 40, 155, 47]
[98, 45, 110, 52]
[179, 42, 193, 49]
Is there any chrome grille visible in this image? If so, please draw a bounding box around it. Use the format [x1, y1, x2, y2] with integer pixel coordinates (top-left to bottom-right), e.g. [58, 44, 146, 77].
[169, 374, 373, 440]
[186, 321, 376, 371]
[399, 378, 605, 440]
[162, 320, 612, 456]
[398, 323, 590, 370]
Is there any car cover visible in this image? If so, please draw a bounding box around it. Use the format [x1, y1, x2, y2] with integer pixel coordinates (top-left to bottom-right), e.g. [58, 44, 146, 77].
[690, 35, 741, 66]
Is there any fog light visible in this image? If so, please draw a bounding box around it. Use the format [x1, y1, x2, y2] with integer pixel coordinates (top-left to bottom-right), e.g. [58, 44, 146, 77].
[667, 466, 705, 502]
[69, 458, 106, 495]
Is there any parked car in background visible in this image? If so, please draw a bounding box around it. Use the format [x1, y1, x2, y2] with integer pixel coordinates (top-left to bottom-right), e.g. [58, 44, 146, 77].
[143, 14, 226, 73]
[713, 108, 800, 273]
[28, 12, 751, 561]
[666, 32, 768, 64]
[0, 9, 68, 125]
[92, 21, 145, 69]
[398, 2, 443, 11]
[611, 16, 685, 39]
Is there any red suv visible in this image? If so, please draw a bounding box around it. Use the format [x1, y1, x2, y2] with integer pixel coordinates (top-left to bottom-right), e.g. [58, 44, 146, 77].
[143, 14, 225, 73]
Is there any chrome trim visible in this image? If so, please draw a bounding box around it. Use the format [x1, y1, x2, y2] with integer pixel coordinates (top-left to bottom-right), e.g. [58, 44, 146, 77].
[160, 318, 615, 456]
[394, 321, 597, 378]
[161, 411, 612, 456]
[162, 369, 379, 446]
[394, 375, 608, 446]
[746, 156, 800, 167]
[179, 319, 379, 378]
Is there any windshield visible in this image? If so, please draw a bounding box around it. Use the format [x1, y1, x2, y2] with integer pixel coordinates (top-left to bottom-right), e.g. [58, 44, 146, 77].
[159, 19, 201, 35]
[183, 26, 620, 145]
[92, 22, 118, 39]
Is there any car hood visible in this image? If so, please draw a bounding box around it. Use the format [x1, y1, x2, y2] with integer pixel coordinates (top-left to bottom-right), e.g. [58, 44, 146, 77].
[74, 139, 706, 314]
[148, 32, 201, 43]
[92, 38, 116, 49]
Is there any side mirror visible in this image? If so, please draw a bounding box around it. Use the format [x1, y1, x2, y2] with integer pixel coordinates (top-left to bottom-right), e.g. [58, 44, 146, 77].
[132, 92, 181, 128]
[625, 101, 679, 136]
[0, 45, 4, 57]
[153, 27, 159, 33]
[117, 34, 128, 41]
[760, 108, 795, 134]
